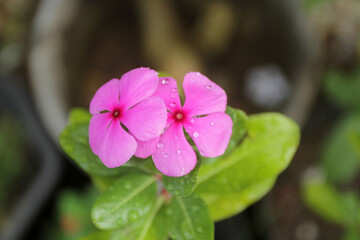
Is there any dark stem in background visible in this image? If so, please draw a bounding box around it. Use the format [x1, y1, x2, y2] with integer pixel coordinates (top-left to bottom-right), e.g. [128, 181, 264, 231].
[0, 74, 62, 240]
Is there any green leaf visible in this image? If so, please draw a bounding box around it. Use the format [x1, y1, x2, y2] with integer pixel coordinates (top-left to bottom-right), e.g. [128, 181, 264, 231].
[106, 197, 168, 240]
[68, 107, 91, 124]
[60, 122, 126, 178]
[225, 106, 248, 148]
[162, 161, 199, 197]
[166, 194, 214, 240]
[79, 231, 112, 240]
[91, 172, 157, 229]
[321, 114, 360, 184]
[324, 68, 360, 111]
[200, 177, 276, 221]
[196, 112, 300, 193]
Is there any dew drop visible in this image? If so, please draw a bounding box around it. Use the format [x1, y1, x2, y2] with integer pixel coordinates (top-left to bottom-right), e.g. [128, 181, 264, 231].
[172, 87, 177, 92]
[157, 142, 164, 149]
[117, 219, 123, 225]
[192, 132, 199, 138]
[128, 210, 140, 222]
[124, 181, 132, 189]
[98, 217, 104, 222]
[192, 206, 200, 211]
[196, 72, 201, 76]
[161, 78, 169, 85]
[174, 136, 179, 140]
[163, 154, 168, 158]
[170, 102, 176, 108]
[171, 94, 175, 98]
[177, 149, 182, 154]
[198, 105, 203, 110]
[206, 85, 212, 90]
[210, 122, 215, 126]
[166, 208, 173, 215]
[190, 118, 195, 124]
[190, 78, 194, 82]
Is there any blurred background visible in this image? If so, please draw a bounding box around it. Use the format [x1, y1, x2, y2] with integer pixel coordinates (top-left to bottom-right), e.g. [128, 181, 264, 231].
[0, 0, 360, 239]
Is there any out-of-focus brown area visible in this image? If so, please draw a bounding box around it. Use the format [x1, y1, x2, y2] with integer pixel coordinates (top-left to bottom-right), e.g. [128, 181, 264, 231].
[0, 0, 360, 239]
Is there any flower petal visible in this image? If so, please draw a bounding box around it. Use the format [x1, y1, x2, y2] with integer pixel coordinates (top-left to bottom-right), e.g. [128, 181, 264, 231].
[89, 112, 113, 155]
[183, 112, 233, 157]
[153, 77, 182, 112]
[121, 96, 167, 141]
[97, 118, 137, 168]
[134, 136, 160, 158]
[89, 79, 120, 114]
[119, 67, 159, 110]
[182, 72, 227, 116]
[152, 123, 196, 177]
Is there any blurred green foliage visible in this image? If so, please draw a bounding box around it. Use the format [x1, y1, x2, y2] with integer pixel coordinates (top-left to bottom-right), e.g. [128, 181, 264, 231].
[303, 64, 360, 239]
[50, 187, 98, 240]
[0, 114, 25, 219]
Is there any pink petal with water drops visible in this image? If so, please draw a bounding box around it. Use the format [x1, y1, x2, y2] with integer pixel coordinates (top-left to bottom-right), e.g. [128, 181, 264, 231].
[89, 112, 113, 155]
[182, 72, 227, 117]
[89, 78, 120, 114]
[134, 136, 160, 158]
[183, 112, 233, 157]
[118, 67, 159, 110]
[97, 118, 137, 168]
[153, 77, 182, 112]
[121, 96, 167, 141]
[152, 123, 197, 177]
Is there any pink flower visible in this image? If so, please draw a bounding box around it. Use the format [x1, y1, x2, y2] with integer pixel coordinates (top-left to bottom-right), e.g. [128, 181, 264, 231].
[88, 67, 167, 168]
[137, 72, 233, 177]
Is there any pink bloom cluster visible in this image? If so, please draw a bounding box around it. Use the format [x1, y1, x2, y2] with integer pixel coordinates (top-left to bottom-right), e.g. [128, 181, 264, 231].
[89, 67, 233, 177]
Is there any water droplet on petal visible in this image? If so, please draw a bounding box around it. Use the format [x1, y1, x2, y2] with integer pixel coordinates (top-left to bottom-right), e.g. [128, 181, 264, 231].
[206, 85, 212, 90]
[193, 132, 199, 138]
[177, 149, 182, 154]
[174, 136, 179, 140]
[161, 78, 169, 85]
[196, 72, 201, 76]
[210, 122, 215, 126]
[172, 87, 177, 92]
[190, 118, 195, 123]
[190, 78, 194, 82]
[171, 94, 175, 98]
[157, 142, 164, 149]
[198, 105, 203, 110]
[163, 154, 168, 158]
[170, 102, 176, 108]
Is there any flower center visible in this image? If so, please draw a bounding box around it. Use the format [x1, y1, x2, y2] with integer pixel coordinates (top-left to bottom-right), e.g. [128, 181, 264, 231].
[176, 112, 184, 120]
[173, 110, 186, 123]
[112, 108, 121, 118]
